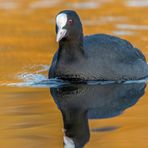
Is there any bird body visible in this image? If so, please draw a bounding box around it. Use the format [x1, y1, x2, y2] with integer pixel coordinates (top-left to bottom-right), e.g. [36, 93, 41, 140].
[49, 10, 148, 81]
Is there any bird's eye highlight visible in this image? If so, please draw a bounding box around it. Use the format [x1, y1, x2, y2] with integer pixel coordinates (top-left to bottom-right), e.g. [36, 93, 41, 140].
[68, 19, 73, 25]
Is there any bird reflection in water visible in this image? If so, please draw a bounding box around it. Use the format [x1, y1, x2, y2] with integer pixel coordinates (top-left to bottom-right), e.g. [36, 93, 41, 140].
[50, 82, 146, 148]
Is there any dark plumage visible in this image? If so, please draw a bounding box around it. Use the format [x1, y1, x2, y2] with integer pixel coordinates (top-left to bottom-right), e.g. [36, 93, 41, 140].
[50, 83, 146, 147]
[49, 10, 148, 81]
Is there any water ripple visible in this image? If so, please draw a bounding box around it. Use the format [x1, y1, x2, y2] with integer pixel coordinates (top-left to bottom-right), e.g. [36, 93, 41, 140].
[0, 2, 19, 10]
[126, 0, 148, 7]
[2, 73, 148, 88]
[1, 64, 148, 88]
[112, 30, 134, 36]
[30, 0, 62, 9]
[117, 24, 148, 30]
[67, 1, 99, 9]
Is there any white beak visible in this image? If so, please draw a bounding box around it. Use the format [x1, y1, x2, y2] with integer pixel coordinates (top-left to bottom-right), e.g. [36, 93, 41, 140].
[56, 28, 67, 42]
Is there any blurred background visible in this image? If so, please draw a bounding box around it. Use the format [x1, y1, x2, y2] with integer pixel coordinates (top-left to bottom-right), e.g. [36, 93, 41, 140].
[0, 0, 148, 148]
[0, 0, 148, 84]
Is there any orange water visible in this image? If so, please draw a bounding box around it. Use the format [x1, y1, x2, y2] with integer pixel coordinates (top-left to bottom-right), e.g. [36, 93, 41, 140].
[0, 0, 148, 147]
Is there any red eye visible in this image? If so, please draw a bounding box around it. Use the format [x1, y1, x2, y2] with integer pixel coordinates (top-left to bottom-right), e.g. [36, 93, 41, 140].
[68, 19, 73, 25]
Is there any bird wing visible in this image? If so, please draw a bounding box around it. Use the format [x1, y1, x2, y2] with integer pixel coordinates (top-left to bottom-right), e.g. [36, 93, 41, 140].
[84, 34, 146, 62]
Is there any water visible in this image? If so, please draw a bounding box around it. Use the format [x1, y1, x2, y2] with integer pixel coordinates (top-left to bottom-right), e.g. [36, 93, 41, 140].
[0, 0, 148, 147]
[50, 82, 146, 147]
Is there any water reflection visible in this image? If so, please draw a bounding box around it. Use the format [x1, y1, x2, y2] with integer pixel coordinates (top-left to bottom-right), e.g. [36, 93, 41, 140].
[50, 83, 146, 147]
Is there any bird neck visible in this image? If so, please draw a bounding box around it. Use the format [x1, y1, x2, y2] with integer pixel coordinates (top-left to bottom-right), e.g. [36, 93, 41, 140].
[58, 34, 85, 63]
[62, 108, 90, 147]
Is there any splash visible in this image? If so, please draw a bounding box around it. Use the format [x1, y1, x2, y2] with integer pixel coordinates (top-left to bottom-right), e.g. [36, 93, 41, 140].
[4, 73, 69, 88]
[1, 64, 69, 88]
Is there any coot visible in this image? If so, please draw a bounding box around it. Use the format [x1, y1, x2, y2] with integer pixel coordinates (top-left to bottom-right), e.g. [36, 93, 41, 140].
[48, 10, 148, 81]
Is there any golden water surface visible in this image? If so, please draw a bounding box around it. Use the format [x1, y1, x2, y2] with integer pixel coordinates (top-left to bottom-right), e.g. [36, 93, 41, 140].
[0, 0, 148, 147]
